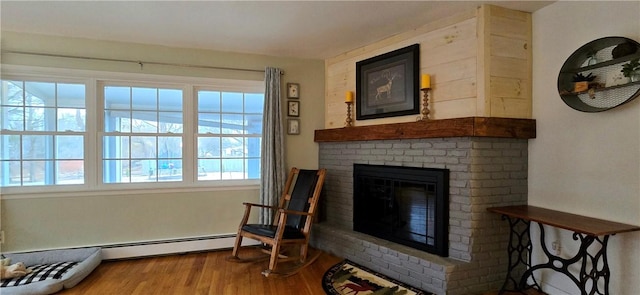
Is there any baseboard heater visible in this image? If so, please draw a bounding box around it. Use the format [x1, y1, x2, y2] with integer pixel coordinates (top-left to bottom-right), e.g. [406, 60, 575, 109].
[100, 234, 259, 260]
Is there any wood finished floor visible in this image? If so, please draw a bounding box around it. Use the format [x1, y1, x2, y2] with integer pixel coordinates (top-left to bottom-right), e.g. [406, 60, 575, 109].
[58, 248, 342, 295]
[57, 248, 533, 295]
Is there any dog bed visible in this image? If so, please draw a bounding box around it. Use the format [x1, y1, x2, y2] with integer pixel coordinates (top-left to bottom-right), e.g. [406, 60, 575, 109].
[1, 247, 101, 295]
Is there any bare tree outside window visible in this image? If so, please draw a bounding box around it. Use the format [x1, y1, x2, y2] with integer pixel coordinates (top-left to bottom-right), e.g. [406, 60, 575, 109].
[1, 80, 85, 187]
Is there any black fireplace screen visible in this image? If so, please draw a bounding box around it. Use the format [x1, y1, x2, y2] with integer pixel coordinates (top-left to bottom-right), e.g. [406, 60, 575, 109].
[353, 164, 448, 256]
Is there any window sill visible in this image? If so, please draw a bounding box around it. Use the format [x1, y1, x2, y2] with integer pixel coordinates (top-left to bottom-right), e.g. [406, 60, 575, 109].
[0, 181, 260, 200]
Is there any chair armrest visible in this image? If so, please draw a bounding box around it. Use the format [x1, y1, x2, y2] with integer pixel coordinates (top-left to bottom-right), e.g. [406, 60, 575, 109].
[237, 203, 277, 227]
[243, 202, 276, 210]
[278, 208, 312, 216]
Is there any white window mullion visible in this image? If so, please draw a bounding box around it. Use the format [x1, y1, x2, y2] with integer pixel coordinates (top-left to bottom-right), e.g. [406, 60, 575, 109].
[182, 85, 195, 184]
[86, 78, 99, 189]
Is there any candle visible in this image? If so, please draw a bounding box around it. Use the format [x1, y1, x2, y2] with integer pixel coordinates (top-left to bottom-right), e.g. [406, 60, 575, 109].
[345, 91, 354, 103]
[421, 74, 431, 89]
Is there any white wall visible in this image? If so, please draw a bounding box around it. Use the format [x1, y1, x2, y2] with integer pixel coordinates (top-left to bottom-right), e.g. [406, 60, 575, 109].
[0, 32, 325, 252]
[531, 2, 640, 294]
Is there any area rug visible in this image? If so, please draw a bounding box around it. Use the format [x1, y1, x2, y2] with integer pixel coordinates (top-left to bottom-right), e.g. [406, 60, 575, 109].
[322, 259, 434, 295]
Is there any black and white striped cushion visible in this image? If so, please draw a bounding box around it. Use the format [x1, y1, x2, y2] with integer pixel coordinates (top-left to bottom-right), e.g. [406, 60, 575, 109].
[1, 262, 78, 287]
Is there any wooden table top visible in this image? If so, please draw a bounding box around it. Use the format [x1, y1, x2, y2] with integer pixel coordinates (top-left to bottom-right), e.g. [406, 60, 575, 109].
[488, 205, 640, 236]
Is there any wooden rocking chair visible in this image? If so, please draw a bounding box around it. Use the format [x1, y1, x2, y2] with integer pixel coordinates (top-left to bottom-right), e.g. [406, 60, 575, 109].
[228, 168, 326, 277]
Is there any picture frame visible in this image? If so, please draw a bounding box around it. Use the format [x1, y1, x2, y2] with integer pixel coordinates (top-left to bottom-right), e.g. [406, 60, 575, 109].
[287, 83, 300, 99]
[356, 44, 420, 120]
[287, 100, 300, 117]
[287, 119, 300, 135]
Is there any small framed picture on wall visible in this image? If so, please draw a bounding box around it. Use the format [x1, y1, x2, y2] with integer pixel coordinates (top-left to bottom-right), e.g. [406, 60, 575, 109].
[287, 119, 300, 135]
[287, 100, 300, 117]
[287, 83, 300, 99]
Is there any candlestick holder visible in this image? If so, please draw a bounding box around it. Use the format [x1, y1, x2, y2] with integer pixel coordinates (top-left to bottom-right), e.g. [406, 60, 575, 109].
[345, 101, 354, 127]
[417, 88, 430, 121]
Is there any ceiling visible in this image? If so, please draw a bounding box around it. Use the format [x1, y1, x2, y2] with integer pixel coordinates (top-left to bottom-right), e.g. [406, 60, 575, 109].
[0, 1, 554, 60]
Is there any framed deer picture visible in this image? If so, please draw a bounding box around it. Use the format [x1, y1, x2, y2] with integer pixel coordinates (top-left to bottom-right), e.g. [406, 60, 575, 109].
[355, 44, 420, 120]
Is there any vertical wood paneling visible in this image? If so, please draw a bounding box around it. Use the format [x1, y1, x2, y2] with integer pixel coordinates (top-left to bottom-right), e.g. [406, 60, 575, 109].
[432, 97, 479, 119]
[428, 57, 476, 82]
[491, 35, 529, 59]
[432, 77, 477, 102]
[422, 37, 477, 67]
[324, 4, 532, 128]
[491, 77, 529, 99]
[477, 5, 491, 117]
[324, 11, 479, 128]
[487, 5, 532, 118]
[490, 56, 530, 78]
[491, 18, 530, 40]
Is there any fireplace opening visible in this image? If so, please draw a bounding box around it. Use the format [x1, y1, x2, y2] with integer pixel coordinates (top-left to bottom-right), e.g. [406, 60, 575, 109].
[353, 164, 449, 256]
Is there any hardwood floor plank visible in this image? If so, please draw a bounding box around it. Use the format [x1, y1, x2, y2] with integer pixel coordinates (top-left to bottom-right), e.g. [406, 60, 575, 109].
[56, 248, 516, 294]
[57, 248, 339, 295]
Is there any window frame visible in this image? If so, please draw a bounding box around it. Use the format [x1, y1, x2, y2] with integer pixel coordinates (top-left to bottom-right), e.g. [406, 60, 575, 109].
[98, 81, 189, 185]
[1, 73, 95, 194]
[195, 87, 264, 182]
[1, 65, 264, 198]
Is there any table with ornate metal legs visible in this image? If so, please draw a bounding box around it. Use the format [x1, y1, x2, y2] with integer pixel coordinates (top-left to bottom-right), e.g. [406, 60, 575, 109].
[488, 205, 640, 295]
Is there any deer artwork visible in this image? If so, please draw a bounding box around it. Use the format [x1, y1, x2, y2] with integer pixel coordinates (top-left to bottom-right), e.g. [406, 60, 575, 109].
[375, 71, 398, 101]
[338, 282, 377, 294]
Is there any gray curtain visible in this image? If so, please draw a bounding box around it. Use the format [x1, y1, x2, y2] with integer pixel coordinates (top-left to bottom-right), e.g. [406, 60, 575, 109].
[260, 67, 286, 225]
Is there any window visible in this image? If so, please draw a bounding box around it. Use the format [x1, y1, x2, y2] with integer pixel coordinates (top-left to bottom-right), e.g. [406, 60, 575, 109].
[102, 84, 184, 183]
[1, 79, 86, 187]
[1, 66, 265, 194]
[196, 90, 263, 180]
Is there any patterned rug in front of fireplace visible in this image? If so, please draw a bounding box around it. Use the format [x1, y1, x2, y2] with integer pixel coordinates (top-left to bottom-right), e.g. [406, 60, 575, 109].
[322, 259, 434, 295]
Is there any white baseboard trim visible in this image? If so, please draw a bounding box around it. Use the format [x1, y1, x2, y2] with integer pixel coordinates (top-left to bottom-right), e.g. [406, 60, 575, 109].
[100, 234, 259, 260]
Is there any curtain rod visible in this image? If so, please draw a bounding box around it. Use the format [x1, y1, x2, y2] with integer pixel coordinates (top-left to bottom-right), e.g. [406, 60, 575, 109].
[1, 50, 283, 75]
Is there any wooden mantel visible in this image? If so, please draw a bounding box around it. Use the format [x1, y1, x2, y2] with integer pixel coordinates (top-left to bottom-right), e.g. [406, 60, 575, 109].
[314, 117, 536, 142]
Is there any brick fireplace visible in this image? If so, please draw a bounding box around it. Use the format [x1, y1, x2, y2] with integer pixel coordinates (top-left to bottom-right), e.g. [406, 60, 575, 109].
[310, 117, 535, 295]
[353, 164, 449, 256]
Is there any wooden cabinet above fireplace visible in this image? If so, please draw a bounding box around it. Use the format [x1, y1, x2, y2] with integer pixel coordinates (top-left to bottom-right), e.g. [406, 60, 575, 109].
[314, 117, 536, 142]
